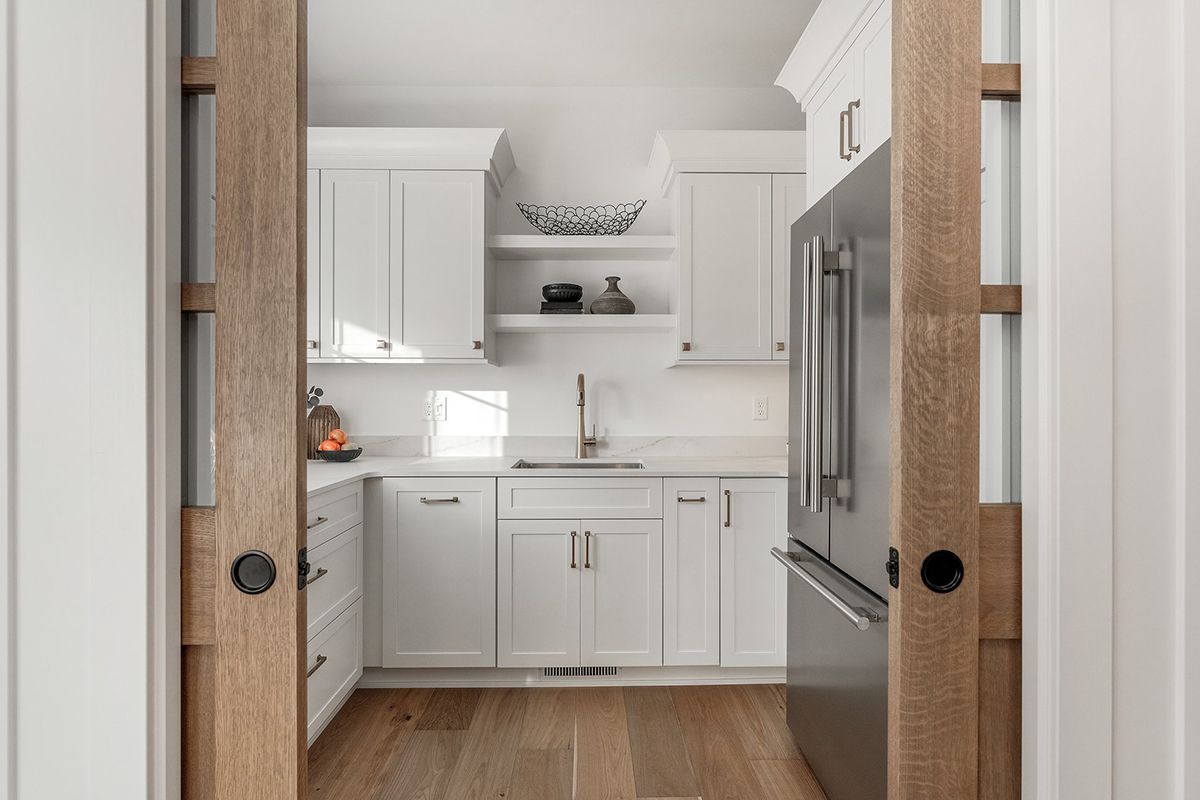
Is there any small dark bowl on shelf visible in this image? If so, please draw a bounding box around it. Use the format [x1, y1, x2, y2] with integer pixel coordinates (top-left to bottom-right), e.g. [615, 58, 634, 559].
[542, 283, 584, 303]
[315, 448, 363, 463]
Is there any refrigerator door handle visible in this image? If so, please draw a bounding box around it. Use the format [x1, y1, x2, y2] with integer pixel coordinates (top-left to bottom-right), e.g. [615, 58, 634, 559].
[807, 236, 827, 512]
[796, 239, 813, 508]
[772, 547, 885, 631]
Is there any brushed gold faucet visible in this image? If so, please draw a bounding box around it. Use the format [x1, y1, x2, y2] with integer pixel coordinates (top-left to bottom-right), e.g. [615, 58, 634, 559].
[575, 373, 598, 458]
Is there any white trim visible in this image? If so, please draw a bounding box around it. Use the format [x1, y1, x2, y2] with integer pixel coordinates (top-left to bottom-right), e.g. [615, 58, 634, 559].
[1023, 0, 1116, 796]
[355, 665, 784, 689]
[647, 131, 806, 197]
[773, 0, 877, 105]
[0, 0, 11, 794]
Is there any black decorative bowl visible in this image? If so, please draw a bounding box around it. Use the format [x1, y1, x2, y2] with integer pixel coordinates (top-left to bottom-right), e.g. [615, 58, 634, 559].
[517, 200, 647, 236]
[542, 283, 584, 303]
[315, 447, 363, 463]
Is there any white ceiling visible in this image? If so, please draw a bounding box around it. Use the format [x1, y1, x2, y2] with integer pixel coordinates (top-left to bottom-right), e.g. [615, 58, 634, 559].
[308, 0, 820, 89]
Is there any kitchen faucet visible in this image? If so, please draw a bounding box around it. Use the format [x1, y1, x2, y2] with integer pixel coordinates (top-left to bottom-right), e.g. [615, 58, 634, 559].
[575, 373, 598, 458]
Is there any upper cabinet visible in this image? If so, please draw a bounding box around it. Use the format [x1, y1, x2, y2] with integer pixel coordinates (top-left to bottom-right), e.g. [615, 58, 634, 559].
[649, 131, 806, 365]
[776, 0, 892, 207]
[307, 128, 515, 363]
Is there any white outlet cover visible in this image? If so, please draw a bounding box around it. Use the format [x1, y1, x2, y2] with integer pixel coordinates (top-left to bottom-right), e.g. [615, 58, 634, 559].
[753, 396, 768, 420]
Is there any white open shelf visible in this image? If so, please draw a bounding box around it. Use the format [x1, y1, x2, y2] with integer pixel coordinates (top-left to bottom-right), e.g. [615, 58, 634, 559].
[488, 314, 677, 334]
[487, 235, 677, 262]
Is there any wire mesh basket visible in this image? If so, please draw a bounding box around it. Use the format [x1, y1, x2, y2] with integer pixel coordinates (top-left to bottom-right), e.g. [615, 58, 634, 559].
[516, 200, 646, 236]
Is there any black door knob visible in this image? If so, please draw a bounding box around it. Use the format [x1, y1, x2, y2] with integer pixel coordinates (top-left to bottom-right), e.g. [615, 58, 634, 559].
[231, 550, 276, 595]
[921, 550, 964, 594]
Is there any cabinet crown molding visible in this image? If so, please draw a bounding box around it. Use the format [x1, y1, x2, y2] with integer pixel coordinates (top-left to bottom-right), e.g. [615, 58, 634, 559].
[308, 127, 517, 195]
[774, 0, 877, 106]
[647, 130, 806, 197]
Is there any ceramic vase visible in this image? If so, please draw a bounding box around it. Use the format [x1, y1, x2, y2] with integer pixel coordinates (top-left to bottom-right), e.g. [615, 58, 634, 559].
[589, 276, 635, 315]
[307, 405, 341, 459]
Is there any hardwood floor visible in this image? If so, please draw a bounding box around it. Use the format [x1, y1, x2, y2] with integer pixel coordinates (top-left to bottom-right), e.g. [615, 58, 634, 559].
[308, 684, 826, 800]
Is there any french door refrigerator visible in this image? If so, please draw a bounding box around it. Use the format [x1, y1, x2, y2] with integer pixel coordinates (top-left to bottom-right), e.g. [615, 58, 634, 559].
[775, 141, 891, 800]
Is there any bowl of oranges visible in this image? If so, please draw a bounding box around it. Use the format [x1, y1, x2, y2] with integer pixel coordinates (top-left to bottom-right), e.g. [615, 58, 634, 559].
[315, 429, 363, 462]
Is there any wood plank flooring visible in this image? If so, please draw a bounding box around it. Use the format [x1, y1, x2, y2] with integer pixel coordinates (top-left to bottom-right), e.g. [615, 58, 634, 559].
[308, 685, 826, 800]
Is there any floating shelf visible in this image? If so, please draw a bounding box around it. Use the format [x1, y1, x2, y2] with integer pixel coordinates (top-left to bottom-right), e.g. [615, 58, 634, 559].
[488, 314, 677, 334]
[487, 235, 677, 262]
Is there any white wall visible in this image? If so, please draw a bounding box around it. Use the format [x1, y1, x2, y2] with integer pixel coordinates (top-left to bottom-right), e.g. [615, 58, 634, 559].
[308, 85, 801, 439]
[3, 0, 173, 797]
[1023, 0, 1200, 795]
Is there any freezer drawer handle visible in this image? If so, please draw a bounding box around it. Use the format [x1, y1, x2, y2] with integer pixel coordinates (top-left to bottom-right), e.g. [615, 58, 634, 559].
[771, 547, 884, 631]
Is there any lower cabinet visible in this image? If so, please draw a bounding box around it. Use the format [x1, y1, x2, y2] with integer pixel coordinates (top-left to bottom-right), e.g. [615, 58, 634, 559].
[719, 478, 788, 667]
[307, 597, 364, 745]
[498, 518, 663, 668]
[663, 478, 722, 665]
[380, 478, 497, 667]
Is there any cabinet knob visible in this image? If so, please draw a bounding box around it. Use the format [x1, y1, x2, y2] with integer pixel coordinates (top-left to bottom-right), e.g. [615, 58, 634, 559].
[472, 340, 482, 350]
[776, 342, 785, 352]
[681, 342, 691, 352]
[376, 340, 388, 350]
[306, 339, 318, 350]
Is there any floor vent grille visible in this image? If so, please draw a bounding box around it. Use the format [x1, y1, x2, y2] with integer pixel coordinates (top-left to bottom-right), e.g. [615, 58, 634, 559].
[542, 666, 619, 678]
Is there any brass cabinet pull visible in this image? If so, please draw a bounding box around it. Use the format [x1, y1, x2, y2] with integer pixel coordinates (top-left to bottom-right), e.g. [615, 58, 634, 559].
[306, 516, 328, 530]
[724, 490, 732, 527]
[847, 99, 861, 154]
[307, 567, 329, 585]
[678, 496, 706, 503]
[306, 339, 318, 349]
[472, 340, 482, 350]
[839, 108, 852, 161]
[376, 339, 388, 349]
[419, 496, 459, 504]
[570, 531, 578, 569]
[584, 531, 592, 568]
[776, 342, 786, 352]
[307, 654, 327, 678]
[681, 342, 691, 352]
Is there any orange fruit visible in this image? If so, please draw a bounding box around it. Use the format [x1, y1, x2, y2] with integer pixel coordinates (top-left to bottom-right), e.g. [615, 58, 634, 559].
[318, 440, 341, 451]
[328, 429, 347, 444]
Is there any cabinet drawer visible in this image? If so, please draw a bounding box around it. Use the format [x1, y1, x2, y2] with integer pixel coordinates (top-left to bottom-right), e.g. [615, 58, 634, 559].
[306, 481, 364, 549]
[307, 598, 364, 746]
[497, 477, 663, 519]
[306, 524, 364, 640]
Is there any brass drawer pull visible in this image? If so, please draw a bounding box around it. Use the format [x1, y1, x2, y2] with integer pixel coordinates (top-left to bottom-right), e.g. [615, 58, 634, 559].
[306, 339, 318, 349]
[570, 531, 578, 569]
[376, 339, 388, 350]
[678, 496, 706, 503]
[681, 342, 691, 352]
[584, 531, 592, 569]
[724, 490, 732, 527]
[306, 516, 328, 530]
[776, 342, 786, 352]
[307, 567, 329, 585]
[419, 497, 459, 504]
[307, 654, 327, 678]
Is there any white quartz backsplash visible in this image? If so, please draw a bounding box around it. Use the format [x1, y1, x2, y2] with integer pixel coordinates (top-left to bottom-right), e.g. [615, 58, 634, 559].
[348, 435, 787, 459]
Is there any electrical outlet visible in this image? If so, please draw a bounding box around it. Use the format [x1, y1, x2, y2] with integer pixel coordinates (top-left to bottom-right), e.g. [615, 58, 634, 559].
[753, 396, 768, 421]
[433, 395, 447, 422]
[423, 398, 435, 421]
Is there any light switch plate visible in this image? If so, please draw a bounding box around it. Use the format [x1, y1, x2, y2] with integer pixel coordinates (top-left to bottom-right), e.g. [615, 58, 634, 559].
[752, 396, 768, 421]
[432, 395, 447, 422]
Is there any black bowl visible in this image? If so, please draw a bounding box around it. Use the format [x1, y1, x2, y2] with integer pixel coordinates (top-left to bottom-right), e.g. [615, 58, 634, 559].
[542, 283, 584, 303]
[314, 447, 363, 462]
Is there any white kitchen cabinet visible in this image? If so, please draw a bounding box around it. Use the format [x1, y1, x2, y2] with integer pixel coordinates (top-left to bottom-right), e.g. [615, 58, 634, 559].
[662, 479, 721, 666]
[497, 477, 663, 520]
[389, 171, 488, 360]
[319, 169, 391, 359]
[306, 168, 321, 356]
[306, 523, 363, 640]
[580, 519, 663, 667]
[804, 55, 858, 203]
[498, 519, 581, 668]
[307, 598, 363, 745]
[677, 173, 774, 362]
[771, 174, 807, 360]
[380, 478, 497, 667]
[791, 0, 893, 208]
[719, 478, 788, 667]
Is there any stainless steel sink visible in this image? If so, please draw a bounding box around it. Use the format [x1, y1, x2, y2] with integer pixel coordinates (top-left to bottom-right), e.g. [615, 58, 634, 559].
[510, 459, 646, 470]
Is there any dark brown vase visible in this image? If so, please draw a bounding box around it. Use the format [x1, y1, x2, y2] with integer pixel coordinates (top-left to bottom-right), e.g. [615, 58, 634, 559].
[589, 276, 635, 315]
[307, 405, 341, 459]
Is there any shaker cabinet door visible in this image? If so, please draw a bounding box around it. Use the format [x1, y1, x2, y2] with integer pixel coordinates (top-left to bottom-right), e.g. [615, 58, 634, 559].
[580, 519, 663, 667]
[306, 169, 321, 357]
[498, 519, 582, 668]
[381, 478, 497, 667]
[771, 174, 807, 361]
[663, 479, 721, 666]
[804, 57, 857, 205]
[319, 169, 391, 359]
[678, 173, 773, 361]
[719, 478, 788, 667]
[389, 171, 487, 360]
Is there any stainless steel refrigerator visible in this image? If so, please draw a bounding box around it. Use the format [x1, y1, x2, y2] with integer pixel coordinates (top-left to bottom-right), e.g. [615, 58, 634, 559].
[775, 141, 891, 800]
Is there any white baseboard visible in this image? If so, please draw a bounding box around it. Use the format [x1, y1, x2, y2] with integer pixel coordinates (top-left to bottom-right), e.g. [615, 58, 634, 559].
[355, 665, 785, 689]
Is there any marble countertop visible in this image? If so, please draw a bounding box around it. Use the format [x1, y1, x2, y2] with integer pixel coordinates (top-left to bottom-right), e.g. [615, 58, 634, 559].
[307, 455, 788, 496]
